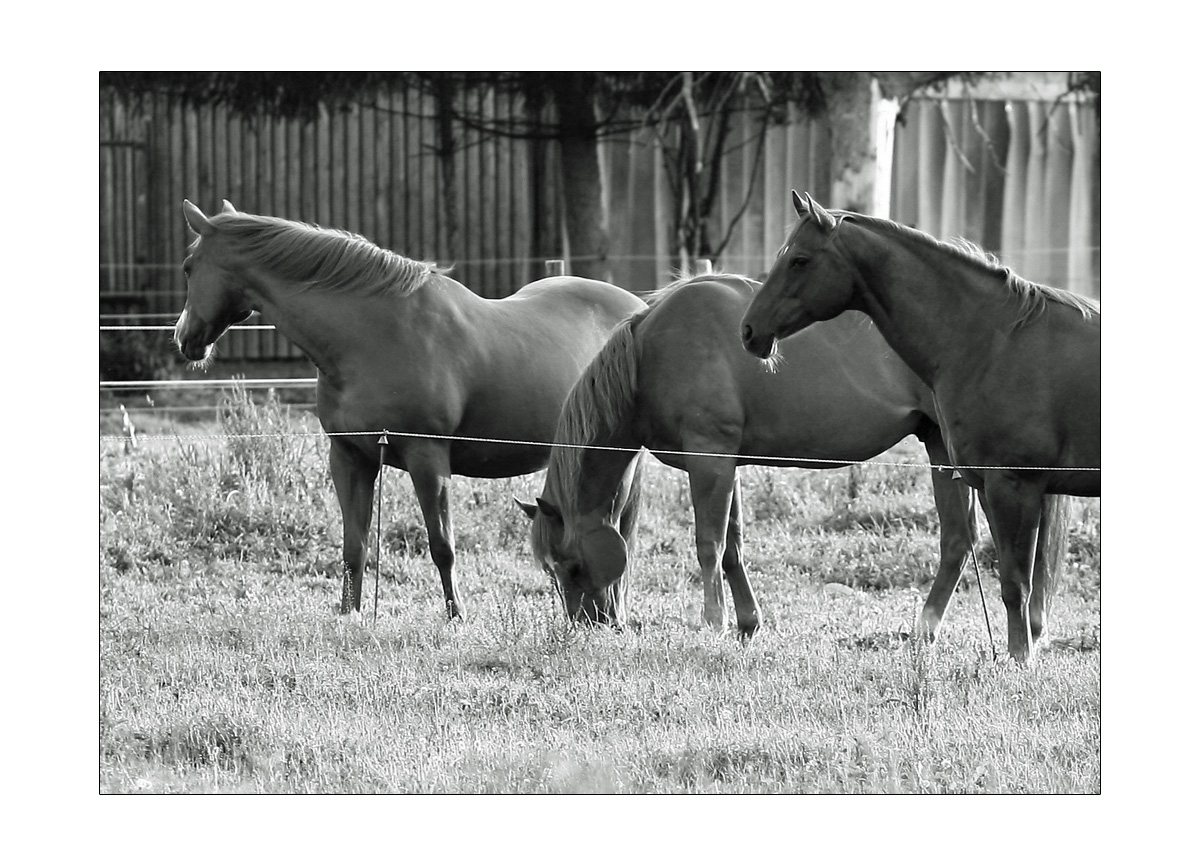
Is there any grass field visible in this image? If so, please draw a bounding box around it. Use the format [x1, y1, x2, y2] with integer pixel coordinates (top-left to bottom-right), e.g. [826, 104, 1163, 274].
[99, 389, 1100, 793]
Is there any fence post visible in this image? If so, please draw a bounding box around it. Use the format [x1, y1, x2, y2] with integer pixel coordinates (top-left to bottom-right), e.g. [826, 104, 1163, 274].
[696, 258, 713, 275]
[544, 259, 566, 277]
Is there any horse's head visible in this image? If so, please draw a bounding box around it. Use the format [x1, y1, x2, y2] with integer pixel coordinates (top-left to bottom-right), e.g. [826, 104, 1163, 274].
[174, 200, 255, 364]
[518, 496, 628, 628]
[741, 190, 854, 359]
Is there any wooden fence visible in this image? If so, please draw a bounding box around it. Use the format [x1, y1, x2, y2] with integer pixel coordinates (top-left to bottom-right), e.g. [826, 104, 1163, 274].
[100, 85, 1099, 365]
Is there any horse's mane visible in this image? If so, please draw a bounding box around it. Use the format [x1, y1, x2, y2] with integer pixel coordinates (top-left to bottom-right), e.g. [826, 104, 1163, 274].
[205, 211, 442, 296]
[538, 315, 642, 546]
[538, 271, 743, 544]
[835, 212, 1099, 329]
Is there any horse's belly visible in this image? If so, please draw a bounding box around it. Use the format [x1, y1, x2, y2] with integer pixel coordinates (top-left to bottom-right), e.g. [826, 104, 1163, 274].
[448, 441, 551, 478]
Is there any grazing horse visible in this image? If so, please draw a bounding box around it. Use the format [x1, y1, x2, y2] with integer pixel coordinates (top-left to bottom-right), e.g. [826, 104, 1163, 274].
[175, 200, 645, 619]
[741, 192, 1099, 662]
[519, 273, 979, 639]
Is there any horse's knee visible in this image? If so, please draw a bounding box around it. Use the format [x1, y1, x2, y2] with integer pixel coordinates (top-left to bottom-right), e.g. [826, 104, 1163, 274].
[696, 540, 724, 574]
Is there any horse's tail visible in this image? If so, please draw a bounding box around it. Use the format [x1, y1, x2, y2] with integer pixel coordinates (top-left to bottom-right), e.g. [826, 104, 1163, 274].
[1034, 494, 1073, 631]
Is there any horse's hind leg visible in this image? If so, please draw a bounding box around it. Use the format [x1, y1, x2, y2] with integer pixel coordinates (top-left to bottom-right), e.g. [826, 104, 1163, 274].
[722, 474, 762, 638]
[407, 442, 464, 620]
[330, 439, 380, 614]
[983, 473, 1045, 664]
[916, 432, 978, 641]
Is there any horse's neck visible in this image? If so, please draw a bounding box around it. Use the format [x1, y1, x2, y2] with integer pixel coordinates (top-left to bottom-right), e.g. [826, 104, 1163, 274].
[245, 268, 449, 380]
[567, 435, 640, 526]
[847, 227, 1002, 386]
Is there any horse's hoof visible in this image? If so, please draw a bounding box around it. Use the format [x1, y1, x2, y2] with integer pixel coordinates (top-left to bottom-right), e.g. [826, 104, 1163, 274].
[737, 617, 761, 642]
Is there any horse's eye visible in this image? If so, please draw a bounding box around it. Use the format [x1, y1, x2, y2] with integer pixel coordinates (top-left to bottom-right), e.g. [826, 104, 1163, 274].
[790, 255, 810, 270]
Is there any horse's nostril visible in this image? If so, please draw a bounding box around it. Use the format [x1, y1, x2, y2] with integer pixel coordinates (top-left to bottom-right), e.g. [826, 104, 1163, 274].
[742, 323, 753, 344]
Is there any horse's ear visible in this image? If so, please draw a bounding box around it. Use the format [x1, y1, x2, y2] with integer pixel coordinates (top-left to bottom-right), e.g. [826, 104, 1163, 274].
[791, 189, 805, 217]
[580, 525, 628, 589]
[182, 200, 214, 237]
[513, 497, 539, 520]
[803, 192, 837, 234]
[535, 497, 563, 523]
[221, 200, 237, 214]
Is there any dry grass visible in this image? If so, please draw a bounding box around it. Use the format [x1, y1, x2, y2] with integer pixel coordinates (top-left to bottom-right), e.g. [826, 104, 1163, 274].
[100, 389, 1100, 793]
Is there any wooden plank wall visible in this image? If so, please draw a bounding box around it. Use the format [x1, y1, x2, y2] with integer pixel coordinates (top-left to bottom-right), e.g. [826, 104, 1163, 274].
[891, 97, 1100, 299]
[100, 88, 1101, 366]
[99, 85, 562, 363]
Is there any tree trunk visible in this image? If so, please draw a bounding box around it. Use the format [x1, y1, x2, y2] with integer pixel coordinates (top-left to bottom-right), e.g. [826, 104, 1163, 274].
[433, 77, 460, 261]
[821, 72, 897, 216]
[550, 73, 611, 282]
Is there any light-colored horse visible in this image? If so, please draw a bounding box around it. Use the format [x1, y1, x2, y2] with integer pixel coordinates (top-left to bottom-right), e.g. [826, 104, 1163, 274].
[742, 192, 1099, 662]
[175, 200, 645, 618]
[520, 273, 978, 639]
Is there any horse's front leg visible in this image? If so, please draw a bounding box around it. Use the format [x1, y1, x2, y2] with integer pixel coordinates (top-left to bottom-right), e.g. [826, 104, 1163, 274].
[685, 453, 742, 634]
[330, 438, 380, 614]
[406, 441, 464, 620]
[983, 472, 1045, 664]
[916, 430, 978, 641]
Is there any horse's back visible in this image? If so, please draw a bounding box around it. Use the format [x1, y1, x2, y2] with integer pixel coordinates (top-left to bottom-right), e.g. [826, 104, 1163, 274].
[635, 276, 930, 462]
[438, 277, 643, 475]
[502, 276, 645, 323]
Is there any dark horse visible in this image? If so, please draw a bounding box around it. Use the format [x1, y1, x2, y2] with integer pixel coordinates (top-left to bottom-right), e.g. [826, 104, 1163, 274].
[519, 273, 978, 639]
[175, 200, 645, 618]
[742, 192, 1099, 662]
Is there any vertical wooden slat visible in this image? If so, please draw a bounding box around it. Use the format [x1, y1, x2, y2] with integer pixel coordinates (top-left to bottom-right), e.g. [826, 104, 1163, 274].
[504, 88, 519, 291]
[484, 87, 500, 295]
[358, 101, 371, 240]
[978, 101, 1009, 253]
[1068, 101, 1099, 299]
[374, 93, 390, 250]
[99, 95, 113, 296]
[1001, 100, 1030, 275]
[939, 100, 967, 240]
[961, 100, 987, 245]
[510, 91, 532, 289]
[783, 104, 806, 238]
[169, 96, 186, 315]
[741, 112, 765, 277]
[1043, 103, 1073, 291]
[423, 90, 439, 260]
[317, 104, 332, 229]
[389, 88, 406, 254]
[916, 100, 943, 235]
[762, 119, 787, 268]
[889, 103, 917, 228]
[1023, 102, 1048, 283]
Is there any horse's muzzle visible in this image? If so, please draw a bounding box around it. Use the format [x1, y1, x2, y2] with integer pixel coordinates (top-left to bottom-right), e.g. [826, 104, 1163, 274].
[174, 309, 215, 362]
[566, 588, 623, 629]
[741, 323, 777, 360]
